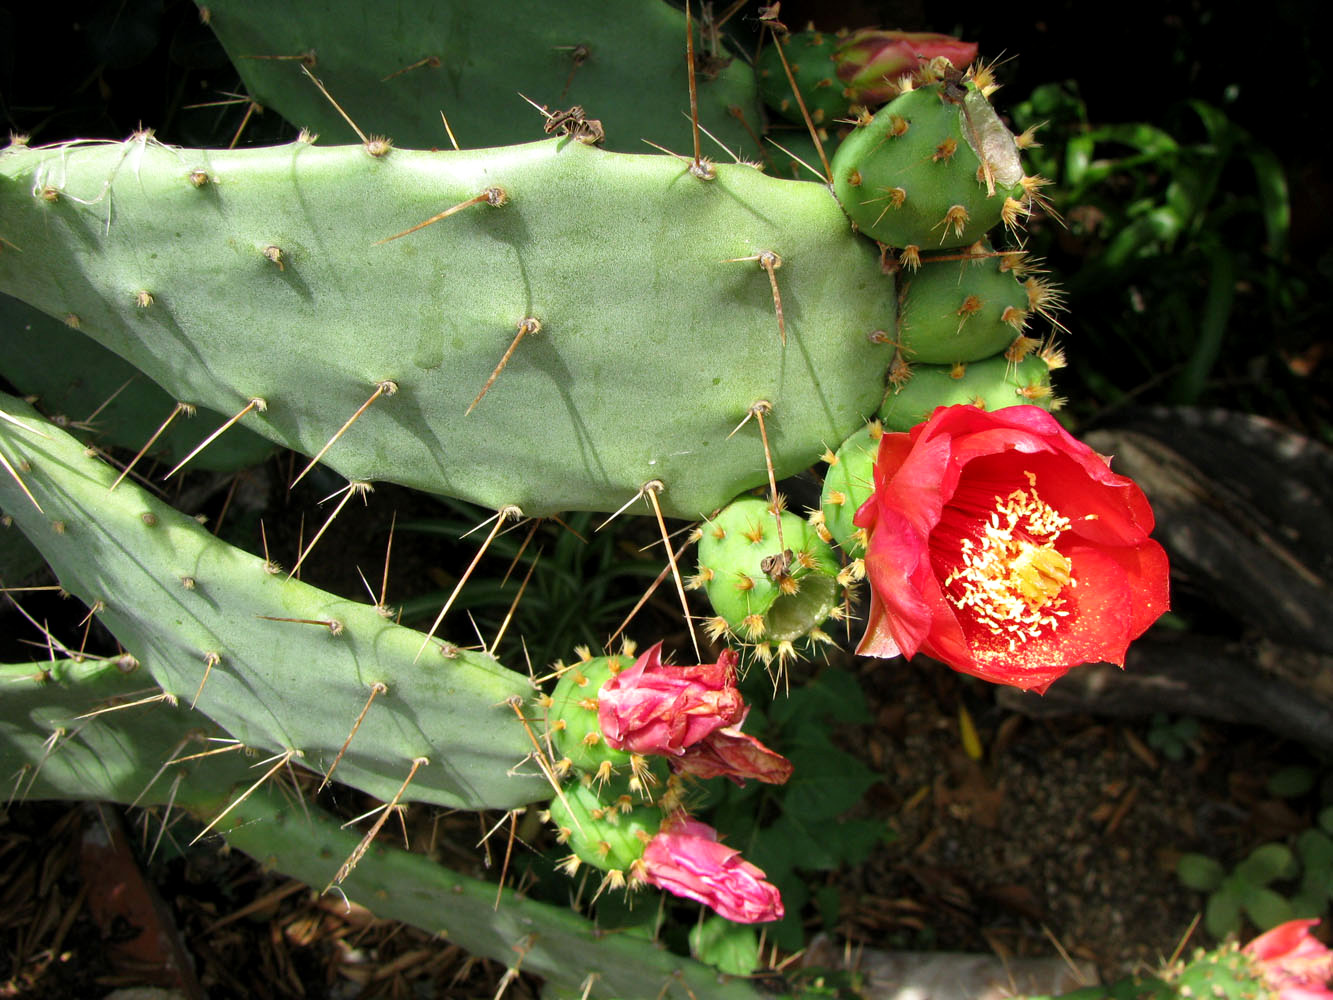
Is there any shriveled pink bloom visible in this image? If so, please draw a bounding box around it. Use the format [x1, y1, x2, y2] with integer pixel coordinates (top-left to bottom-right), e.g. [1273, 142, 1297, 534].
[640, 817, 783, 924]
[675, 712, 794, 786]
[1243, 919, 1333, 1000]
[834, 29, 979, 105]
[597, 642, 743, 757]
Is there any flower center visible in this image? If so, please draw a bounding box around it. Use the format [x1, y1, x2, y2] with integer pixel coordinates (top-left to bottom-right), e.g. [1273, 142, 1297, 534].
[940, 483, 1073, 646]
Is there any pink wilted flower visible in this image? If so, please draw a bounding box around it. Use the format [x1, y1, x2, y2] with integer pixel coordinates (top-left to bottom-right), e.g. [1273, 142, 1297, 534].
[597, 643, 791, 785]
[672, 713, 794, 786]
[639, 817, 783, 924]
[597, 641, 743, 756]
[1243, 919, 1333, 1000]
[833, 29, 978, 105]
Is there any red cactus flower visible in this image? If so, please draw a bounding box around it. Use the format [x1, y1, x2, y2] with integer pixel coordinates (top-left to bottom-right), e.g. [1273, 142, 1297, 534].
[1243, 919, 1333, 1000]
[597, 642, 743, 756]
[853, 405, 1169, 693]
[639, 817, 783, 924]
[834, 29, 979, 105]
[598, 643, 791, 785]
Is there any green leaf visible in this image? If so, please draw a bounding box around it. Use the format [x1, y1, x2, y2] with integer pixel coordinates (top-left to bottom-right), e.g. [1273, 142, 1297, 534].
[1297, 829, 1333, 871]
[1241, 886, 1295, 931]
[1321, 806, 1333, 835]
[690, 916, 761, 977]
[1205, 890, 1242, 939]
[783, 738, 879, 819]
[815, 885, 842, 930]
[770, 668, 872, 728]
[1267, 766, 1317, 798]
[1235, 843, 1297, 885]
[1177, 853, 1226, 891]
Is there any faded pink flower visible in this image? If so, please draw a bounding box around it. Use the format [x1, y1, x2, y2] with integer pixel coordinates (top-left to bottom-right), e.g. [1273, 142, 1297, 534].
[597, 642, 743, 757]
[598, 643, 792, 786]
[675, 712, 794, 786]
[640, 817, 783, 924]
[1243, 919, 1333, 1000]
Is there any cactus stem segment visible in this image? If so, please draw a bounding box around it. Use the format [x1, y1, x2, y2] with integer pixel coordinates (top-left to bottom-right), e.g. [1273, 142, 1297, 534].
[164, 397, 266, 480]
[110, 401, 195, 490]
[291, 380, 397, 489]
[328, 755, 428, 889]
[289, 480, 374, 580]
[467, 317, 543, 415]
[319, 681, 388, 792]
[643, 480, 702, 660]
[374, 186, 508, 245]
[415, 505, 523, 659]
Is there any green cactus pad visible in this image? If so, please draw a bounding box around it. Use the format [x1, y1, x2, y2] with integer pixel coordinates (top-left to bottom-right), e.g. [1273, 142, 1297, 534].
[696, 495, 840, 644]
[831, 80, 1026, 249]
[878, 353, 1056, 431]
[0, 137, 897, 519]
[546, 652, 633, 776]
[898, 253, 1032, 364]
[201, 0, 761, 158]
[0, 293, 274, 472]
[0, 394, 546, 811]
[820, 421, 882, 557]
[547, 777, 665, 874]
[0, 656, 252, 807]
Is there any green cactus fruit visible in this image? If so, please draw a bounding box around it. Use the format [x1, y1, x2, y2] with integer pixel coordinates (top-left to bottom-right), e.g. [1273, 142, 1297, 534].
[545, 649, 633, 778]
[547, 775, 666, 877]
[831, 72, 1028, 249]
[878, 353, 1059, 432]
[898, 250, 1048, 364]
[757, 30, 849, 129]
[695, 496, 841, 661]
[819, 421, 883, 559]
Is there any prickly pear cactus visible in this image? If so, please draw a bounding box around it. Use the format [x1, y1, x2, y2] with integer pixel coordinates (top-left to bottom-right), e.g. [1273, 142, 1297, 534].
[0, 2, 1092, 992]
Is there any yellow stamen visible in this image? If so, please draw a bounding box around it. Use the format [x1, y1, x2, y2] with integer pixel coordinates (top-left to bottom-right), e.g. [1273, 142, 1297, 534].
[941, 486, 1073, 650]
